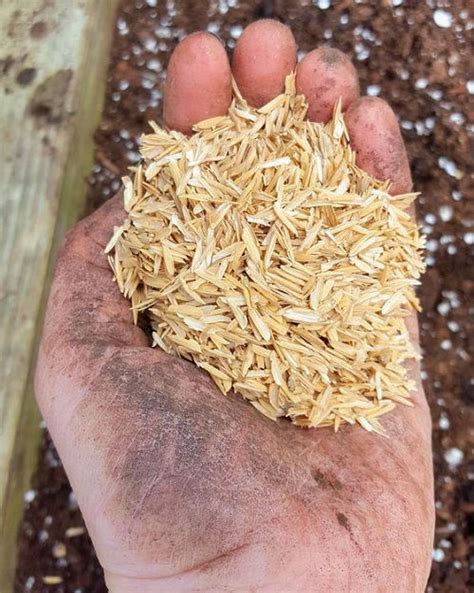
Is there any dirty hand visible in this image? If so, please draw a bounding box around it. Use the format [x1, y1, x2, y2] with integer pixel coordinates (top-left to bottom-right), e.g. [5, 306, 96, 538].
[36, 21, 434, 593]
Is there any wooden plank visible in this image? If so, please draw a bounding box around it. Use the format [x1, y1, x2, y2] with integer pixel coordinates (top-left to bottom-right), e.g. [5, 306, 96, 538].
[0, 2, 118, 590]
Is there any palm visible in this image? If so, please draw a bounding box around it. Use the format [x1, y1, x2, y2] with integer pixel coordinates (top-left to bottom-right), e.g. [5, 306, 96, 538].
[36, 20, 434, 593]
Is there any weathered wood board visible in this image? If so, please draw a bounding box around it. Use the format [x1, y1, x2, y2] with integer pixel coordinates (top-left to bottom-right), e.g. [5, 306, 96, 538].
[0, 2, 118, 590]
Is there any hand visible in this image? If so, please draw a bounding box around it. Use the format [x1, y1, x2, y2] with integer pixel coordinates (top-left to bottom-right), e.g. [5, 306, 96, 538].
[36, 20, 434, 593]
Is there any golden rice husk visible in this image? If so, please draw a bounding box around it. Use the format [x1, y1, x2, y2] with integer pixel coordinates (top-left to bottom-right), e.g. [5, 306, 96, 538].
[107, 74, 425, 433]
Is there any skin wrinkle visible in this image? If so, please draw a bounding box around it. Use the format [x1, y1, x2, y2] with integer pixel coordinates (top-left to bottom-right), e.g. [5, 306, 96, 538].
[168, 542, 253, 581]
[107, 426, 155, 485]
[124, 465, 170, 534]
[106, 542, 252, 586]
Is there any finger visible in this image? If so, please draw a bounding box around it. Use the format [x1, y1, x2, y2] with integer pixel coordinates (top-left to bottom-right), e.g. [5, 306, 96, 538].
[47, 193, 147, 349]
[232, 19, 297, 107]
[295, 47, 359, 123]
[345, 96, 412, 196]
[345, 97, 425, 409]
[163, 32, 232, 134]
[36, 194, 148, 414]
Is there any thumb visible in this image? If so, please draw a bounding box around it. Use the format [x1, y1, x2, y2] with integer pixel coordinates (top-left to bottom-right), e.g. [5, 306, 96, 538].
[35, 192, 148, 421]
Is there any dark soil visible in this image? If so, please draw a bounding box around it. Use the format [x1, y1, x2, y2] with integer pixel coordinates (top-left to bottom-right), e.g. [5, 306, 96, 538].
[15, 1, 473, 592]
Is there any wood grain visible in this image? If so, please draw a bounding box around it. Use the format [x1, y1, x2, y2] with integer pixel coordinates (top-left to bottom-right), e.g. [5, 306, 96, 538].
[0, 1, 118, 590]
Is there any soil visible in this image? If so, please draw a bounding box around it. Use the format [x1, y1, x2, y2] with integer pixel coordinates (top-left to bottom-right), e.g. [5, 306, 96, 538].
[14, 1, 473, 592]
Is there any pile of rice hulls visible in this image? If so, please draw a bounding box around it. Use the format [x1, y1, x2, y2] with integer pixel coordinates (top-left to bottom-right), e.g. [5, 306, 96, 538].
[106, 75, 425, 434]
